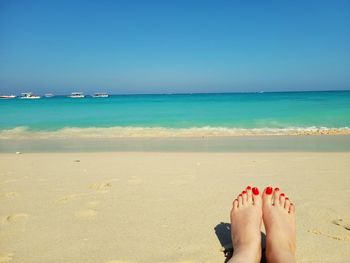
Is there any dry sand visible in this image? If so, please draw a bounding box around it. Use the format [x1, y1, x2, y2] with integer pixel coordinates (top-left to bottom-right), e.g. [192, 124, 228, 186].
[1, 152, 350, 263]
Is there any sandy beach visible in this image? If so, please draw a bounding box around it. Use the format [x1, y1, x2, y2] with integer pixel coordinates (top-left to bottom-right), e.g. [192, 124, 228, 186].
[1, 150, 350, 263]
[2, 0, 350, 262]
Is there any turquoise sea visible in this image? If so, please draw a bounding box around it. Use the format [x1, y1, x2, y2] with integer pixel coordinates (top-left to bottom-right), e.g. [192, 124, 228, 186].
[1, 91, 350, 137]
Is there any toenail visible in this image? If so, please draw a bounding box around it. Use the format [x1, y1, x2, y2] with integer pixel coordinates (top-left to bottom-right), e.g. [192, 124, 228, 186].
[275, 187, 280, 191]
[266, 186, 273, 195]
[247, 186, 252, 190]
[285, 197, 289, 200]
[280, 193, 285, 197]
[252, 187, 259, 195]
[239, 194, 242, 197]
[242, 190, 247, 194]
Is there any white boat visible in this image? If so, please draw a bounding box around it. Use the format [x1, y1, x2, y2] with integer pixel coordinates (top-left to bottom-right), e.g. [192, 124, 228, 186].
[44, 93, 54, 98]
[0, 95, 16, 99]
[68, 92, 85, 98]
[92, 92, 109, 98]
[20, 92, 41, 99]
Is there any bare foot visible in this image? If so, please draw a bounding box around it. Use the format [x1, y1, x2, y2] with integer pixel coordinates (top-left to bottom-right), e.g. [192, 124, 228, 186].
[228, 186, 262, 263]
[262, 186, 296, 263]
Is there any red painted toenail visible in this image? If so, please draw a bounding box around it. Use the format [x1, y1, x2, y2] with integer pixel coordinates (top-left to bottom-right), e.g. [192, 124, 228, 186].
[275, 187, 280, 191]
[252, 187, 259, 195]
[286, 197, 289, 200]
[239, 194, 242, 196]
[247, 186, 252, 190]
[280, 193, 285, 197]
[242, 190, 247, 194]
[266, 187, 273, 195]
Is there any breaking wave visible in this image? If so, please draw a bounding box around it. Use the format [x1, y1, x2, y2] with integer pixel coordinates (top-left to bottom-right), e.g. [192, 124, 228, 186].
[1, 126, 350, 139]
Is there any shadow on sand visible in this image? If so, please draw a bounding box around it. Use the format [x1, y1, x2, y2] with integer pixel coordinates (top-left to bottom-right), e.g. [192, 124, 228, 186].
[214, 222, 266, 263]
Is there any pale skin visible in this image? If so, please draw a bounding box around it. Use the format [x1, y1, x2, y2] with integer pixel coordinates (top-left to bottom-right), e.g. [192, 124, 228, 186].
[228, 186, 296, 263]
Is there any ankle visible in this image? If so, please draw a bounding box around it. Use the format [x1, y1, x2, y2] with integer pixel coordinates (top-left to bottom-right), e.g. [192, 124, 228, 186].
[266, 248, 296, 263]
[229, 245, 261, 263]
[266, 237, 296, 254]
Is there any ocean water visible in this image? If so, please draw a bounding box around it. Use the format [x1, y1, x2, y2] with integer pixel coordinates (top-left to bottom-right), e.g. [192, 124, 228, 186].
[1, 91, 350, 138]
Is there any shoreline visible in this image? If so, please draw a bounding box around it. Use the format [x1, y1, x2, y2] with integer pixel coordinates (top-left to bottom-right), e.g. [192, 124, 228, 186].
[1, 135, 350, 153]
[1, 126, 350, 140]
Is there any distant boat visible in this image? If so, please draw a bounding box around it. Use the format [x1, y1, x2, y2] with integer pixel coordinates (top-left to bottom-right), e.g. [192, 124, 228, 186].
[92, 92, 109, 98]
[44, 93, 54, 98]
[0, 95, 16, 99]
[20, 92, 41, 99]
[68, 92, 85, 98]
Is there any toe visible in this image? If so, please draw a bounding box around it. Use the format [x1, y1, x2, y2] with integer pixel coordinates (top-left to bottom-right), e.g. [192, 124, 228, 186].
[262, 186, 273, 206]
[238, 194, 243, 207]
[246, 186, 253, 203]
[242, 190, 248, 204]
[284, 197, 291, 210]
[233, 199, 239, 210]
[289, 203, 296, 214]
[252, 186, 262, 206]
[279, 193, 286, 206]
[273, 187, 280, 206]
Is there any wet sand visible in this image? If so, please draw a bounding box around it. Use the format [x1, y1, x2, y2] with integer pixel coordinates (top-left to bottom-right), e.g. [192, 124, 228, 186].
[1, 135, 350, 153]
[1, 151, 350, 262]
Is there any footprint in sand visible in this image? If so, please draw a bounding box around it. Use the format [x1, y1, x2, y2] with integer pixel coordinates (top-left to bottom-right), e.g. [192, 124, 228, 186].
[86, 200, 100, 208]
[308, 229, 350, 241]
[170, 174, 196, 186]
[0, 253, 13, 263]
[127, 176, 142, 185]
[332, 218, 350, 231]
[0, 192, 18, 199]
[1, 179, 18, 184]
[56, 193, 87, 204]
[75, 209, 97, 219]
[2, 213, 28, 224]
[90, 182, 113, 193]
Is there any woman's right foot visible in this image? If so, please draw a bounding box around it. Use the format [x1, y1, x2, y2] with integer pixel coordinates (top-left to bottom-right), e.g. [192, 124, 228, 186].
[228, 186, 262, 263]
[262, 186, 296, 263]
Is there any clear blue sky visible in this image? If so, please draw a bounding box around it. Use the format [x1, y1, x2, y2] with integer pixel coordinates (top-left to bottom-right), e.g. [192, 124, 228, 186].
[0, 0, 349, 94]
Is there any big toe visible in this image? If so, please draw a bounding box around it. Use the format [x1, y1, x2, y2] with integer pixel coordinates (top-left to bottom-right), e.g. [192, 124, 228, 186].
[252, 186, 262, 207]
[262, 186, 274, 206]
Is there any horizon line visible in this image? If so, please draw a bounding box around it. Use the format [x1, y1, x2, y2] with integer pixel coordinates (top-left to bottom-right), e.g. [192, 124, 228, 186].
[2, 89, 350, 97]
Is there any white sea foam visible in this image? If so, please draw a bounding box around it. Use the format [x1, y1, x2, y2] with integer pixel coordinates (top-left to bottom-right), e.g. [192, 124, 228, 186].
[1, 126, 350, 139]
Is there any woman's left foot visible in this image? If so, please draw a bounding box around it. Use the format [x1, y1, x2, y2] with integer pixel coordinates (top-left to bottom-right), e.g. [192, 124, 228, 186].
[262, 187, 296, 263]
